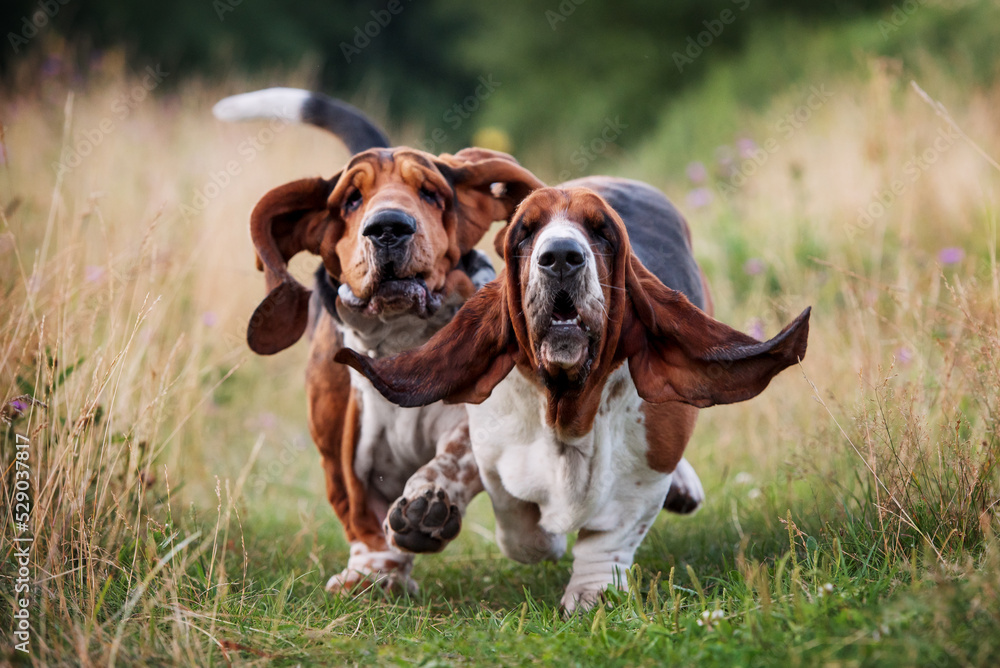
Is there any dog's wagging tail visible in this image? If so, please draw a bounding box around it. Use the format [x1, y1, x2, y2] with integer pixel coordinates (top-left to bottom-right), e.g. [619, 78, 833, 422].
[213, 87, 390, 154]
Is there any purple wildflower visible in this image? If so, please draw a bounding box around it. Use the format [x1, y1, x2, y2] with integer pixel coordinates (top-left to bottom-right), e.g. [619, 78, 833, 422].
[737, 138, 758, 160]
[84, 265, 106, 283]
[258, 412, 277, 429]
[686, 161, 708, 184]
[746, 318, 765, 341]
[41, 55, 62, 78]
[938, 247, 965, 265]
[1, 395, 47, 424]
[743, 258, 765, 276]
[686, 187, 713, 209]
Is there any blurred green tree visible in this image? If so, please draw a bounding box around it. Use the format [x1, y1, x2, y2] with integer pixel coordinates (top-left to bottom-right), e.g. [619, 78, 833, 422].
[1, 0, 898, 150]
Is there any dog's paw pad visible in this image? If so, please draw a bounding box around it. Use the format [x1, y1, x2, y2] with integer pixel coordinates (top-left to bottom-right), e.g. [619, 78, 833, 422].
[386, 488, 461, 553]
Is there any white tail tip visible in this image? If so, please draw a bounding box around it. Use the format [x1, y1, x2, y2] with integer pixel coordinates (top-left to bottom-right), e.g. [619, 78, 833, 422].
[212, 87, 310, 123]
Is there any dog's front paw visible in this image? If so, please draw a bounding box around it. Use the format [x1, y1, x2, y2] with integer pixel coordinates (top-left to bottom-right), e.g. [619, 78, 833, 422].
[560, 584, 607, 616]
[386, 487, 461, 553]
[325, 543, 418, 596]
[325, 566, 418, 596]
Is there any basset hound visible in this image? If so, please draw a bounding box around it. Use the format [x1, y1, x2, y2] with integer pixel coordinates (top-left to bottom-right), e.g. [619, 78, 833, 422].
[338, 179, 811, 612]
[214, 88, 543, 594]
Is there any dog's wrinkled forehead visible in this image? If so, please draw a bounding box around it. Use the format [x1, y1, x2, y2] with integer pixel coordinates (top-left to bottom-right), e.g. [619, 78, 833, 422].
[336, 148, 450, 197]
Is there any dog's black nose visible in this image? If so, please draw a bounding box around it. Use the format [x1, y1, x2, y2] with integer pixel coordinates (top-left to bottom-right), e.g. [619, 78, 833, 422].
[538, 238, 586, 280]
[363, 209, 417, 249]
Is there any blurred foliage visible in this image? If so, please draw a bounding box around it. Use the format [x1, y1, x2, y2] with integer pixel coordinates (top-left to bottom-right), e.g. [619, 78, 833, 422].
[2, 0, 902, 147]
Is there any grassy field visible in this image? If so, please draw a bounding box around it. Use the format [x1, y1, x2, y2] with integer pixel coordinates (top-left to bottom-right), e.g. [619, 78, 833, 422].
[2, 8, 1000, 666]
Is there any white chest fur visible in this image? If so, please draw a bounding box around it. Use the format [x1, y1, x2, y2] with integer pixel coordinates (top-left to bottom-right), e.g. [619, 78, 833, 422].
[343, 325, 468, 504]
[468, 364, 673, 536]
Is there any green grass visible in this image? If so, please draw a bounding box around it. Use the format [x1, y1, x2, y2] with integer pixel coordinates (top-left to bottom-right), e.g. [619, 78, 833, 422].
[22, 469, 996, 666]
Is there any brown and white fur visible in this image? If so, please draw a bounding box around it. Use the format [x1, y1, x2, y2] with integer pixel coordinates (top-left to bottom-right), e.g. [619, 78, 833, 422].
[215, 88, 543, 594]
[338, 181, 811, 612]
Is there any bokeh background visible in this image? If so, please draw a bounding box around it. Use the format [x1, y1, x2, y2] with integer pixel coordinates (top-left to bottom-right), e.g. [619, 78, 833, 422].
[4, 0, 996, 163]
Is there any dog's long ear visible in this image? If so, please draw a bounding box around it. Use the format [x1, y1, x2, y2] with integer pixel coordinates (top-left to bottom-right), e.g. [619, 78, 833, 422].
[335, 279, 517, 407]
[247, 176, 341, 355]
[622, 257, 810, 407]
[435, 148, 545, 254]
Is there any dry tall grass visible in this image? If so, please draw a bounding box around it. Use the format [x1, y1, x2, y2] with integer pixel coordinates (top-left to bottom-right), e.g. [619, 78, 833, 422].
[0, 48, 997, 663]
[647, 59, 1000, 558]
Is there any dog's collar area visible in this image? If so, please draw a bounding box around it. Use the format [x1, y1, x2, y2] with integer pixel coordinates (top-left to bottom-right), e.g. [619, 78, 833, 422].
[313, 249, 497, 322]
[456, 249, 497, 290]
[315, 264, 344, 324]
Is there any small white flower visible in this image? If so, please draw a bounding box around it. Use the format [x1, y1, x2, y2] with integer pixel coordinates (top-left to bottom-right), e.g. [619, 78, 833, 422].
[697, 609, 725, 631]
[747, 488, 761, 500]
[734, 472, 754, 485]
[818, 582, 834, 597]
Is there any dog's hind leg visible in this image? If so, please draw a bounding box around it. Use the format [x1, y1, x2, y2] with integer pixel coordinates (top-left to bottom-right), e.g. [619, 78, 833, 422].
[477, 469, 567, 565]
[662, 457, 705, 515]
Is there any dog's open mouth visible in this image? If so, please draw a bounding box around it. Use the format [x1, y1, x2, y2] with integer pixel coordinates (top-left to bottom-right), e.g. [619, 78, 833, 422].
[539, 290, 592, 382]
[549, 290, 583, 330]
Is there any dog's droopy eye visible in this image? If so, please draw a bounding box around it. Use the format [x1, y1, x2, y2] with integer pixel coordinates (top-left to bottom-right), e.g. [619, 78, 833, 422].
[344, 189, 363, 213]
[512, 221, 536, 250]
[590, 220, 613, 245]
[419, 185, 442, 208]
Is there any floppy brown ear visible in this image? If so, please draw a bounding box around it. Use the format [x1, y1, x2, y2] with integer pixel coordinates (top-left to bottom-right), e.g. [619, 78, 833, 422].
[623, 257, 810, 407]
[334, 279, 517, 407]
[436, 148, 545, 254]
[247, 176, 340, 354]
